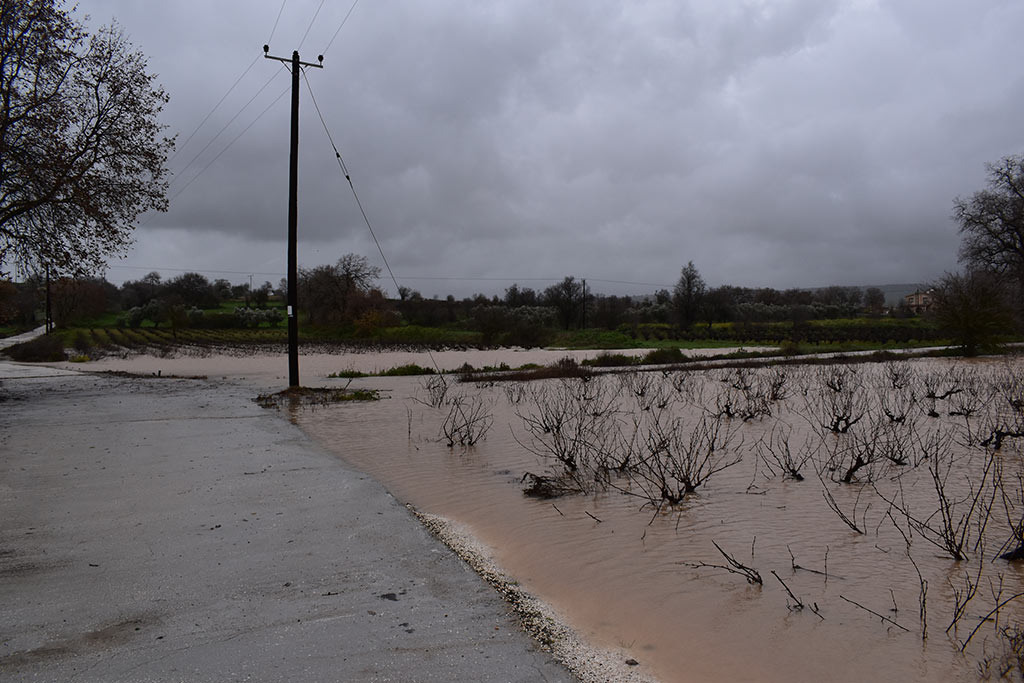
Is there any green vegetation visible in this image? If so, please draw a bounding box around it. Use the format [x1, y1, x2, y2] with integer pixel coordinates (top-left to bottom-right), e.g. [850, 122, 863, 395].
[0, 325, 28, 338]
[255, 386, 380, 409]
[327, 369, 371, 378]
[6, 313, 981, 365]
[581, 352, 637, 367]
[379, 363, 436, 376]
[640, 347, 688, 364]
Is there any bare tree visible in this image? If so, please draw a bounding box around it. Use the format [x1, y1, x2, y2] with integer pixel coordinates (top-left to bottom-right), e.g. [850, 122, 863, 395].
[955, 155, 1024, 289]
[931, 270, 1015, 356]
[672, 261, 706, 329]
[298, 254, 383, 325]
[542, 276, 584, 330]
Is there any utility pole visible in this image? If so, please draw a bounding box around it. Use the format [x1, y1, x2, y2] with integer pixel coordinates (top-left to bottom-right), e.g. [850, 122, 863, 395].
[45, 265, 52, 333]
[581, 278, 586, 329]
[264, 45, 323, 388]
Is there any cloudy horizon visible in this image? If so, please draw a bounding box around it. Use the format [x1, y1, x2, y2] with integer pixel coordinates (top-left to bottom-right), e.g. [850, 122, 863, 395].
[75, 0, 1024, 298]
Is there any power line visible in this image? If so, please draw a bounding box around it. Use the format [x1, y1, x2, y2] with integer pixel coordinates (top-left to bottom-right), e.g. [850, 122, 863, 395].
[105, 265, 285, 279]
[588, 277, 676, 288]
[298, 0, 326, 51]
[322, 0, 361, 55]
[299, 69, 471, 420]
[267, 0, 288, 44]
[168, 53, 261, 166]
[168, 66, 286, 194]
[167, 0, 292, 170]
[302, 70, 401, 297]
[166, 81, 291, 205]
[104, 266, 670, 289]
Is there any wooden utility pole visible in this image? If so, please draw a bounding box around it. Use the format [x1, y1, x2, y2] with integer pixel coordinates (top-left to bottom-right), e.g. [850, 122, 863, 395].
[45, 265, 52, 333]
[581, 278, 586, 329]
[264, 45, 322, 388]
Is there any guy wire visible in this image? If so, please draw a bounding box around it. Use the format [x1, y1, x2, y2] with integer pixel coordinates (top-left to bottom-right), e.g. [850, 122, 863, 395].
[301, 71, 459, 392]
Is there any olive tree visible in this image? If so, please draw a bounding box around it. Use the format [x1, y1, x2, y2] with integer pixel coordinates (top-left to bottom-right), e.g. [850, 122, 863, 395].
[0, 0, 173, 276]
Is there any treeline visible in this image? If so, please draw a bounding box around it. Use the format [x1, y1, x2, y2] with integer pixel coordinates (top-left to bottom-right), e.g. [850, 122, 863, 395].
[1, 255, 924, 346]
[0, 271, 278, 329]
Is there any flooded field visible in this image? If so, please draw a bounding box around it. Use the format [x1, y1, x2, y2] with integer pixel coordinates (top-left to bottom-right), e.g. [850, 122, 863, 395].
[58, 346, 656, 381]
[295, 356, 1024, 683]
[62, 348, 1024, 681]
[58, 344, 769, 384]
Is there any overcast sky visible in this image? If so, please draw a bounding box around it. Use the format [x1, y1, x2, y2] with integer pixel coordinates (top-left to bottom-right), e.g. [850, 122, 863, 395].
[80, 0, 1024, 298]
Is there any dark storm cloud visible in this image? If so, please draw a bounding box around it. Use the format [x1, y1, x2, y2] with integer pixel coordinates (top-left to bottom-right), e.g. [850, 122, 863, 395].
[81, 0, 1024, 294]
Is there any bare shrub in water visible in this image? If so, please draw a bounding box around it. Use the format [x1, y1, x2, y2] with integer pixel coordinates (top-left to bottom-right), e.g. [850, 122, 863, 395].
[877, 383, 917, 425]
[827, 416, 912, 484]
[619, 371, 674, 413]
[910, 422, 952, 468]
[995, 361, 1024, 414]
[441, 393, 494, 448]
[764, 367, 791, 402]
[974, 370, 1024, 450]
[684, 540, 763, 585]
[804, 367, 868, 435]
[621, 371, 653, 406]
[978, 623, 1024, 680]
[819, 475, 868, 534]
[884, 361, 916, 391]
[995, 461, 1024, 561]
[418, 374, 450, 408]
[880, 442, 996, 561]
[819, 364, 858, 394]
[628, 414, 741, 506]
[755, 423, 816, 481]
[979, 407, 1024, 451]
[514, 377, 620, 495]
[502, 381, 527, 405]
[918, 366, 967, 418]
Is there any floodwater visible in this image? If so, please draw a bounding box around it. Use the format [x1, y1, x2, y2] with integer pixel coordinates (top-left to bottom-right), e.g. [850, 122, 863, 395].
[66, 349, 1024, 682]
[297, 356, 1024, 683]
[61, 345, 763, 383]
[61, 346, 660, 381]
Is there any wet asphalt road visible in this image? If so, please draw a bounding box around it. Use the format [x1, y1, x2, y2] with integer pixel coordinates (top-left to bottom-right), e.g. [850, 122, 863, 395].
[0, 363, 572, 682]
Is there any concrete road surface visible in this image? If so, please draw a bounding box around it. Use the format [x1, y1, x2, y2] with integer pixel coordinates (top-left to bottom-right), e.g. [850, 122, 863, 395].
[0, 364, 573, 682]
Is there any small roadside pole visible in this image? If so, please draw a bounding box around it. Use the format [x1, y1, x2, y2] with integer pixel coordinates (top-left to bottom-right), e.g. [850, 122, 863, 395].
[45, 266, 52, 333]
[263, 45, 323, 388]
[581, 278, 586, 329]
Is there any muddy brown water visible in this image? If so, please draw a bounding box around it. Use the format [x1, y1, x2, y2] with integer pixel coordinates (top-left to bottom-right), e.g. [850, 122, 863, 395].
[65, 350, 1024, 682]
